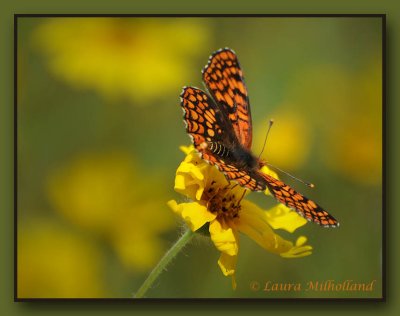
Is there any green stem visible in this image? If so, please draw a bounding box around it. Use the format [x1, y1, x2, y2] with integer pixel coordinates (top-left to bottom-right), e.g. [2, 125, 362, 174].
[133, 228, 195, 298]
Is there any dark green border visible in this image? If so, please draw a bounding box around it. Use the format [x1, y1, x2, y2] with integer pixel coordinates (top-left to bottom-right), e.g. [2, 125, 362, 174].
[2, 0, 398, 315]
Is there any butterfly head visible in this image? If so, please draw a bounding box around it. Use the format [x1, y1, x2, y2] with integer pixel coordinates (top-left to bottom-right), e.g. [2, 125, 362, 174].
[258, 158, 267, 169]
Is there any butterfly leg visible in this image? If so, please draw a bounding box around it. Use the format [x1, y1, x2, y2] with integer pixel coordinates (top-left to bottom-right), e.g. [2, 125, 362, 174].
[236, 189, 247, 206]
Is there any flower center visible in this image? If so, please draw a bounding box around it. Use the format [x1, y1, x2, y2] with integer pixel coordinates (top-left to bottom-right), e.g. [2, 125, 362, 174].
[203, 181, 243, 220]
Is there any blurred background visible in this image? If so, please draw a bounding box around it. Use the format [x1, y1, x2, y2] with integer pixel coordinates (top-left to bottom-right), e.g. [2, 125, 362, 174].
[17, 17, 382, 298]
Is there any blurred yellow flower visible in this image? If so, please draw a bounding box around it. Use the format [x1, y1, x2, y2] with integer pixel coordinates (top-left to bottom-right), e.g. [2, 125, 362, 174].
[323, 62, 382, 185]
[47, 151, 175, 272]
[254, 110, 311, 170]
[287, 62, 382, 185]
[18, 219, 107, 298]
[168, 146, 311, 289]
[33, 18, 211, 104]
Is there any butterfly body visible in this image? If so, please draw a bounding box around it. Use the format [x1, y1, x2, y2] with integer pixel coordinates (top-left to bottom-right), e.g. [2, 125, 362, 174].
[207, 141, 258, 170]
[180, 48, 339, 227]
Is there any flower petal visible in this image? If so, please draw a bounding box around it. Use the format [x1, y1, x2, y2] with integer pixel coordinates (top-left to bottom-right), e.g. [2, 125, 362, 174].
[218, 253, 237, 290]
[265, 204, 307, 233]
[179, 145, 195, 155]
[259, 166, 279, 197]
[174, 172, 204, 201]
[236, 201, 293, 254]
[167, 200, 216, 231]
[296, 235, 308, 246]
[280, 236, 313, 258]
[206, 163, 231, 188]
[174, 160, 207, 201]
[217, 252, 237, 276]
[209, 219, 239, 256]
[260, 165, 279, 179]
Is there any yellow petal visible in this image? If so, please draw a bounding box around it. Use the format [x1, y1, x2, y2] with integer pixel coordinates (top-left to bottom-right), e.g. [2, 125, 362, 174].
[218, 253, 237, 290]
[265, 204, 307, 233]
[236, 201, 293, 254]
[259, 166, 279, 196]
[179, 145, 195, 155]
[174, 173, 204, 201]
[167, 200, 216, 231]
[239, 200, 276, 234]
[182, 151, 203, 166]
[176, 160, 205, 182]
[280, 236, 313, 258]
[296, 235, 308, 246]
[174, 161, 206, 201]
[206, 164, 231, 188]
[209, 219, 239, 256]
[217, 252, 237, 276]
[260, 165, 279, 179]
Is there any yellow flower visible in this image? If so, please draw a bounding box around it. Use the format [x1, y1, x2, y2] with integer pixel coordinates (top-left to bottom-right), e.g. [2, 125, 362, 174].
[253, 110, 311, 171]
[47, 151, 175, 272]
[33, 18, 211, 104]
[18, 218, 107, 298]
[287, 62, 381, 185]
[168, 146, 312, 289]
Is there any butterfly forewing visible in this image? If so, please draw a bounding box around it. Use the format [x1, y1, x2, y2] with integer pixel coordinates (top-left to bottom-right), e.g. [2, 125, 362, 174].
[202, 48, 252, 149]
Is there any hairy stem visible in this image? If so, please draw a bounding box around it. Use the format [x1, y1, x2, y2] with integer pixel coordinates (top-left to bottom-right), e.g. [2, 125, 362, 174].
[133, 229, 194, 298]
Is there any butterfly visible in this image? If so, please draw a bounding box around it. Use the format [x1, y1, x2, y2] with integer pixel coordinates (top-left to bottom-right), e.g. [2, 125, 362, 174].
[180, 48, 339, 227]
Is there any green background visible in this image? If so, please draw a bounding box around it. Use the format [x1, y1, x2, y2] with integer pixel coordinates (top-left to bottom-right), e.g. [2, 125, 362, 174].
[0, 0, 397, 314]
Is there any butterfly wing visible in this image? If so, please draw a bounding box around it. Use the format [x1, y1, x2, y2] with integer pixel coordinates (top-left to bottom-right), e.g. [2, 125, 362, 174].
[255, 171, 339, 227]
[202, 48, 252, 149]
[180, 86, 236, 149]
[180, 86, 263, 191]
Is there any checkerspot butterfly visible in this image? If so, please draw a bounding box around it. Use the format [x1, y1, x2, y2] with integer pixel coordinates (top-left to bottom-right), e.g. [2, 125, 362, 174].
[180, 48, 339, 227]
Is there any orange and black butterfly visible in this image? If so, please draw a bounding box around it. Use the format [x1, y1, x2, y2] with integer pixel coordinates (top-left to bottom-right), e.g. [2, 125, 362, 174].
[180, 48, 339, 227]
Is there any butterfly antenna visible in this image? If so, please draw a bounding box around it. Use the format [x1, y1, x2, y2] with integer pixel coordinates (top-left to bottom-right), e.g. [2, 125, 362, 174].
[266, 162, 315, 188]
[258, 119, 274, 160]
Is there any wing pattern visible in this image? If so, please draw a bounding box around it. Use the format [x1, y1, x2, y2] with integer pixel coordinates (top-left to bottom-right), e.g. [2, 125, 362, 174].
[257, 172, 338, 227]
[202, 48, 252, 149]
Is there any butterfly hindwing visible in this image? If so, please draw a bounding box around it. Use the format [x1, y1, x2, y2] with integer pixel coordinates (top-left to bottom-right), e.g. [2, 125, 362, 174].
[202, 48, 252, 149]
[257, 171, 339, 227]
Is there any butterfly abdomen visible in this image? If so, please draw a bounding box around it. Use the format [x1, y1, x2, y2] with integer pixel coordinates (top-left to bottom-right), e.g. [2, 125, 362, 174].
[207, 141, 256, 169]
[208, 141, 230, 158]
